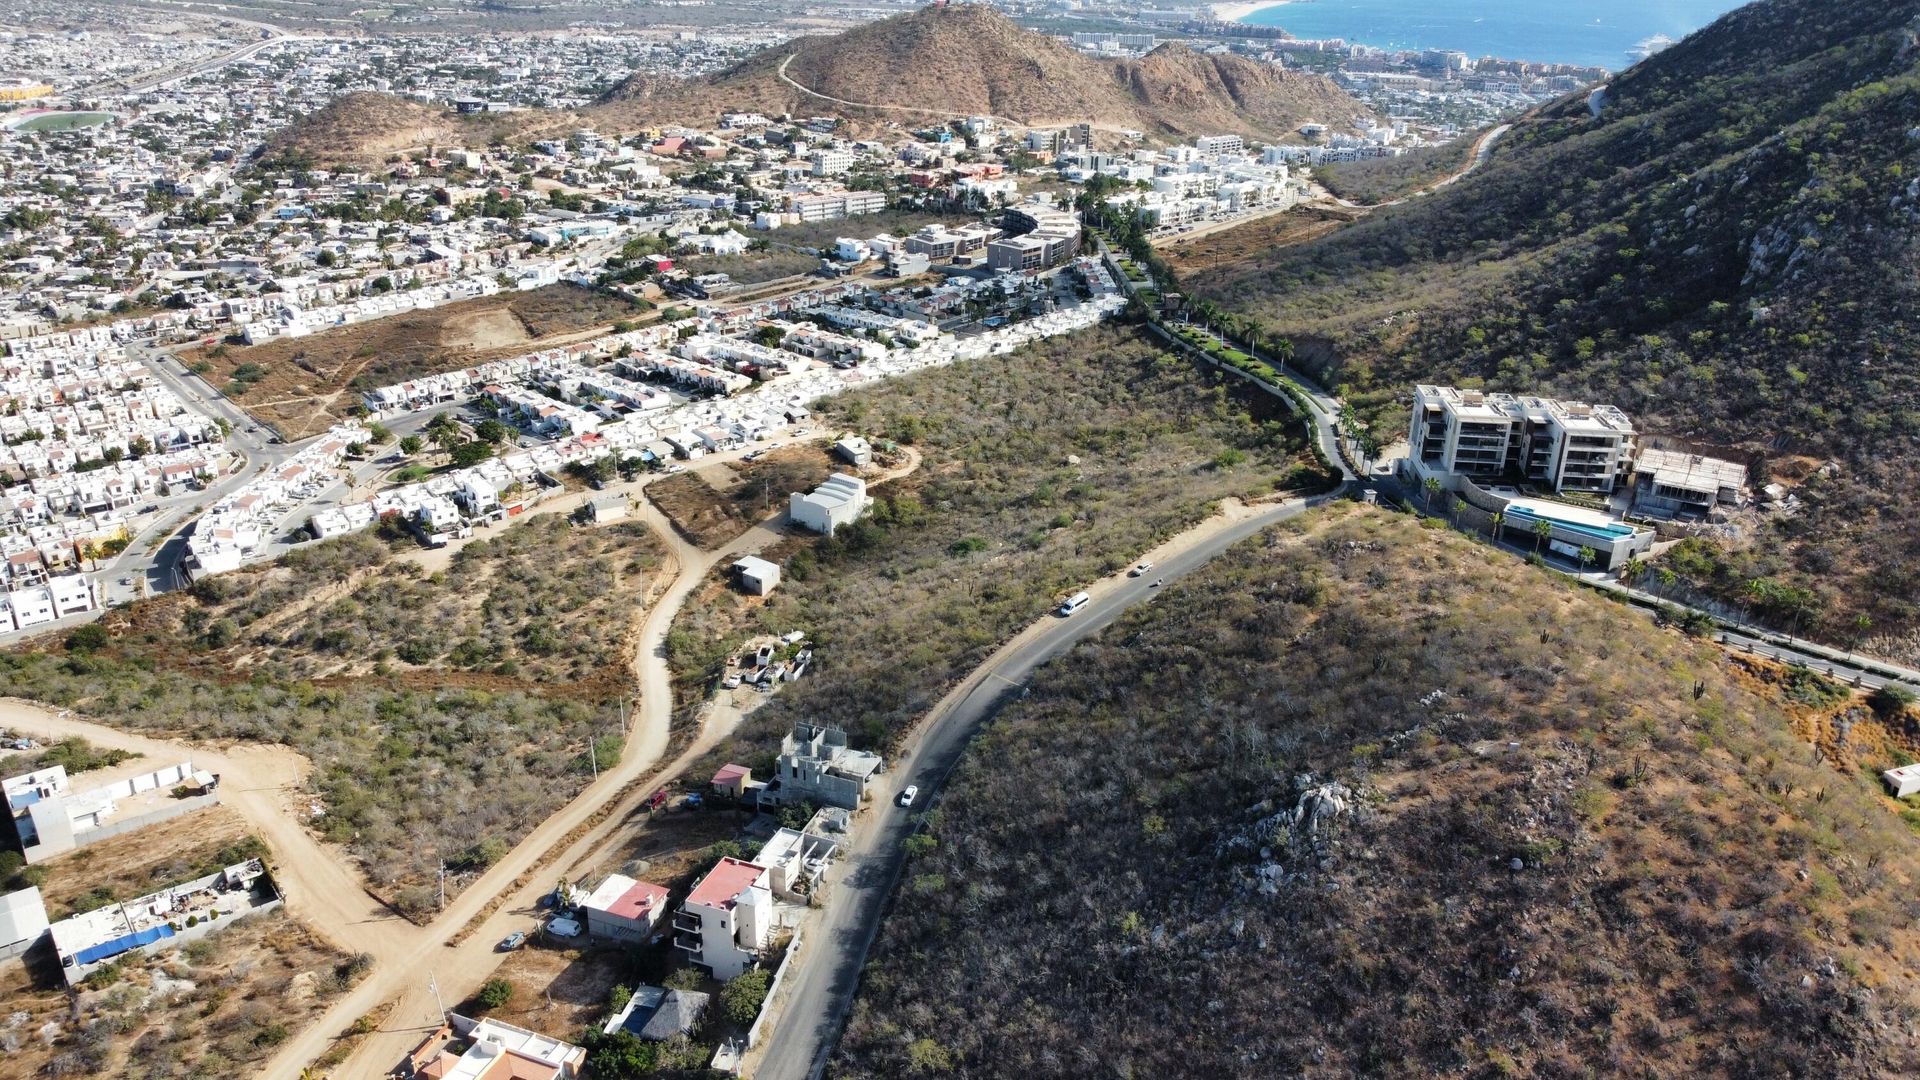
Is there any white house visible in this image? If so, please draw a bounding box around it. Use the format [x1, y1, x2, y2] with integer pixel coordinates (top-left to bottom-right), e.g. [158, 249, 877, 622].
[671, 856, 773, 980]
[734, 555, 780, 596]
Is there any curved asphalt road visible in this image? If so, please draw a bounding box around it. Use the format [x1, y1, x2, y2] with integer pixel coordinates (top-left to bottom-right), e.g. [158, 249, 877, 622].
[753, 488, 1344, 1080]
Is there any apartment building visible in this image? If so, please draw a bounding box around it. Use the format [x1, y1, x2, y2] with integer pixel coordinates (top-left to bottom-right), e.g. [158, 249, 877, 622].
[1195, 134, 1245, 157]
[1407, 384, 1636, 495]
[672, 856, 773, 980]
[809, 148, 855, 176]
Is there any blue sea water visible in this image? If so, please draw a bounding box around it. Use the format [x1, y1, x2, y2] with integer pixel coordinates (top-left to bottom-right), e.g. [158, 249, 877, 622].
[1239, 0, 1751, 70]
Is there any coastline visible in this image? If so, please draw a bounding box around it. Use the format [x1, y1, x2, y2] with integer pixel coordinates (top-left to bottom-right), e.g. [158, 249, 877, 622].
[1209, 0, 1294, 23]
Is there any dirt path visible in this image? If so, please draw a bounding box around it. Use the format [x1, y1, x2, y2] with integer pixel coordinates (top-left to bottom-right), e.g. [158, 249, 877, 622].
[0, 701, 414, 958]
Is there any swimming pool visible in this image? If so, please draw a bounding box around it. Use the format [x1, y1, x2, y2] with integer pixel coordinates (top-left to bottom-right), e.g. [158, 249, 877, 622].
[1502, 500, 1637, 542]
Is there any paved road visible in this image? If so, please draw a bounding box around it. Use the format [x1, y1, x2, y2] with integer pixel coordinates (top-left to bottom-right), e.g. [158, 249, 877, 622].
[753, 489, 1344, 1080]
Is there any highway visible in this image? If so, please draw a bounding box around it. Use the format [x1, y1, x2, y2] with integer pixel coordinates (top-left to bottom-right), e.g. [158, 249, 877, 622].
[751, 489, 1345, 1080]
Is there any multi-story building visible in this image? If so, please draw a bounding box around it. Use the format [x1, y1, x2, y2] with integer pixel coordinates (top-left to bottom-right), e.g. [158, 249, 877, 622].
[672, 856, 773, 980]
[790, 473, 870, 535]
[808, 148, 855, 176]
[1407, 385, 1636, 496]
[766, 723, 882, 809]
[1195, 134, 1245, 157]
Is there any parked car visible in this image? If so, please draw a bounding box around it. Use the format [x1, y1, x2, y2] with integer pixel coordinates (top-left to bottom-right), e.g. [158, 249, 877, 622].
[897, 785, 919, 808]
[1129, 562, 1153, 577]
[547, 916, 582, 939]
[1056, 591, 1091, 617]
[721, 673, 742, 690]
[497, 931, 526, 952]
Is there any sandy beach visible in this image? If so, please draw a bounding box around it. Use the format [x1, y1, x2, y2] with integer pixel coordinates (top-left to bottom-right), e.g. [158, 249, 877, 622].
[1209, 0, 1294, 22]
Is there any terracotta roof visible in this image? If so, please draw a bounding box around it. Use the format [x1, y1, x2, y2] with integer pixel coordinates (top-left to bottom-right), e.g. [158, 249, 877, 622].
[686, 856, 765, 910]
[606, 880, 669, 923]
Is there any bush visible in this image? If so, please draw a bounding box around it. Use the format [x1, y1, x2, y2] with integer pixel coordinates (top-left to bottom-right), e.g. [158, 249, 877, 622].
[1869, 684, 1916, 719]
[477, 977, 513, 1009]
[65, 623, 109, 653]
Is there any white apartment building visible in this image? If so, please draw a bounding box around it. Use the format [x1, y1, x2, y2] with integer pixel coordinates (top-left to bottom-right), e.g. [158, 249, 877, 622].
[1194, 134, 1245, 157]
[809, 148, 855, 176]
[1407, 385, 1637, 496]
[672, 856, 773, 980]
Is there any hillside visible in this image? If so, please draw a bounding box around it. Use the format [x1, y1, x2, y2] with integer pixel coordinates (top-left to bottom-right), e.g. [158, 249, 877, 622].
[598, 4, 1368, 140]
[1187, 0, 1920, 656]
[258, 92, 490, 164]
[834, 507, 1920, 1078]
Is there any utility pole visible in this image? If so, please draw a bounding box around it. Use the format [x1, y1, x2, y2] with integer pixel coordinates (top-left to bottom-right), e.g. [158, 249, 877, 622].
[428, 971, 447, 1023]
[590, 732, 599, 781]
[437, 862, 446, 910]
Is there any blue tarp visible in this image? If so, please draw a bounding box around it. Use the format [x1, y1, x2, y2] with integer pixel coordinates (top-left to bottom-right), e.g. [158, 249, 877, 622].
[74, 923, 174, 966]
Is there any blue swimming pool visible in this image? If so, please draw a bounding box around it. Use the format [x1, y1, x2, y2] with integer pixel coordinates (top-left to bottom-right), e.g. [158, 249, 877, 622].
[1503, 503, 1636, 542]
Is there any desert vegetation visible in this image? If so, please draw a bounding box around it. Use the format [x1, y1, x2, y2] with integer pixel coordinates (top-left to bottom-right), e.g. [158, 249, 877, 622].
[834, 507, 1920, 1078]
[670, 324, 1336, 762]
[0, 515, 664, 906]
[1314, 137, 1475, 205]
[0, 908, 365, 1078]
[1189, 0, 1920, 653]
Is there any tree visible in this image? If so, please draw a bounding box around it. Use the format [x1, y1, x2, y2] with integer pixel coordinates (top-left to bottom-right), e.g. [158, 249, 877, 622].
[1577, 546, 1596, 574]
[474, 419, 511, 445]
[1531, 518, 1553, 555]
[580, 1030, 658, 1078]
[721, 968, 771, 1026]
[399, 435, 424, 456]
[1422, 476, 1441, 511]
[450, 440, 493, 468]
[66, 623, 109, 653]
[1621, 556, 1647, 584]
[1488, 511, 1503, 544]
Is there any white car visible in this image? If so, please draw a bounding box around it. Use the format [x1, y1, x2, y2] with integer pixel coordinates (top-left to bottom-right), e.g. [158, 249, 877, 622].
[897, 785, 919, 808]
[1129, 562, 1153, 577]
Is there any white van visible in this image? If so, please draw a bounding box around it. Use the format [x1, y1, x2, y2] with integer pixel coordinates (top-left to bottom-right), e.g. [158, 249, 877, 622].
[1057, 591, 1091, 617]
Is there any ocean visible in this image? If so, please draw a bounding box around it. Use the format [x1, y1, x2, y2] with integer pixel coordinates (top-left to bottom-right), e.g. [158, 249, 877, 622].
[1238, 0, 1751, 70]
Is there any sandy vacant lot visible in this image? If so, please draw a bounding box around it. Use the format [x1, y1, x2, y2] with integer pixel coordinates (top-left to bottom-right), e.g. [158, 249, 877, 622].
[185, 284, 642, 439]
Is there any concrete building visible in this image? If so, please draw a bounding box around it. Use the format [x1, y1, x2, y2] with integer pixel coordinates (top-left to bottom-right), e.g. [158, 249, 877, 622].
[587, 494, 629, 523]
[1407, 384, 1636, 496]
[4, 761, 216, 863]
[1630, 448, 1748, 518]
[1195, 134, 1246, 157]
[832, 436, 872, 467]
[581, 873, 671, 944]
[0, 886, 49, 960]
[756, 824, 840, 902]
[789, 473, 870, 535]
[672, 856, 773, 980]
[767, 723, 882, 810]
[734, 555, 781, 596]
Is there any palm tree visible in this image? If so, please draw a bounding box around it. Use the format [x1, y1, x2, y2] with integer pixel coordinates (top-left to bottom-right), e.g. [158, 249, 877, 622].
[1620, 556, 1647, 585]
[1422, 476, 1441, 511]
[1531, 518, 1553, 556]
[1577, 545, 1596, 575]
[1488, 511, 1504, 545]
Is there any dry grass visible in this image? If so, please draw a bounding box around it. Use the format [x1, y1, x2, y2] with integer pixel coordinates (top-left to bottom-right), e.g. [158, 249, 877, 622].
[33, 805, 255, 919]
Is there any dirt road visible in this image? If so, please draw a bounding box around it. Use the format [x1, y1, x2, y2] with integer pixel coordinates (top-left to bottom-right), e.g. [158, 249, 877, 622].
[0, 701, 415, 958]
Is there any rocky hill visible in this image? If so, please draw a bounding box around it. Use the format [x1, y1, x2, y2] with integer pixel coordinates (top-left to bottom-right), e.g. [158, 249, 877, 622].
[834, 507, 1920, 1078]
[1191, 0, 1920, 655]
[598, 4, 1368, 139]
[258, 92, 485, 164]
